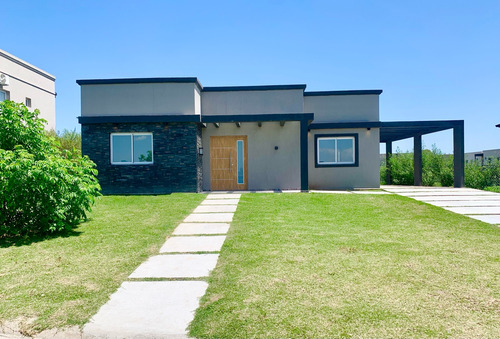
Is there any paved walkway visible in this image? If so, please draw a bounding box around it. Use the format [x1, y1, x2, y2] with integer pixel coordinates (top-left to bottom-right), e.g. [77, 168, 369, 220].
[83, 193, 240, 339]
[382, 185, 500, 225]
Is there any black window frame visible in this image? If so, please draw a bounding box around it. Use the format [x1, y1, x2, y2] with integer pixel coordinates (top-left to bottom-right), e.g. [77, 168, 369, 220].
[314, 133, 359, 168]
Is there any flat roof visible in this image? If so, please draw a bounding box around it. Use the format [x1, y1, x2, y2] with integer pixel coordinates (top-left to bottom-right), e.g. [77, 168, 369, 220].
[203, 84, 307, 92]
[304, 90, 383, 96]
[76, 77, 203, 90]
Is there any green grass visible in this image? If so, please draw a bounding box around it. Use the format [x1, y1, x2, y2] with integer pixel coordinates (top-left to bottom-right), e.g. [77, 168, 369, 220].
[485, 186, 500, 193]
[190, 193, 500, 338]
[0, 194, 204, 335]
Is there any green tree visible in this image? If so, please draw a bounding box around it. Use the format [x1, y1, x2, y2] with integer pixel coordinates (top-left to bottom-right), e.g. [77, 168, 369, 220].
[0, 101, 101, 237]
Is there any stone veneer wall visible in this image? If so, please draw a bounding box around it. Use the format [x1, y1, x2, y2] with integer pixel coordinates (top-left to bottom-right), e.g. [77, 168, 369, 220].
[81, 122, 202, 194]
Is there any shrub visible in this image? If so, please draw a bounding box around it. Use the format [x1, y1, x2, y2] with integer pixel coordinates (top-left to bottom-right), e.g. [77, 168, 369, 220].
[381, 144, 499, 189]
[0, 101, 100, 237]
[387, 149, 414, 185]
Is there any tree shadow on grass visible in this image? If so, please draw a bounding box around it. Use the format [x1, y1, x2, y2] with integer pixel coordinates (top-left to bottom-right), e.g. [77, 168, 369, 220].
[0, 228, 82, 248]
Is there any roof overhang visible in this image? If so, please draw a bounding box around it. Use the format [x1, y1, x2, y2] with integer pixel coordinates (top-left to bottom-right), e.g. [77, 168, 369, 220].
[78, 115, 201, 124]
[202, 113, 314, 123]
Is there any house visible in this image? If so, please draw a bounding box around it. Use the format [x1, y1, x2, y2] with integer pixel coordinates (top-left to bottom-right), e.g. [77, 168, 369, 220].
[0, 49, 56, 130]
[77, 77, 465, 194]
[465, 149, 500, 165]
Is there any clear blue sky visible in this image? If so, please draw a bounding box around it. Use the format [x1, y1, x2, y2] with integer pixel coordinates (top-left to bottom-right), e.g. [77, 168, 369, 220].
[3, 0, 499, 153]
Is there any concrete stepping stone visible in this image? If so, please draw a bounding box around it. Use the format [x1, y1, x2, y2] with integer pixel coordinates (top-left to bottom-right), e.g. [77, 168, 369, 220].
[129, 254, 219, 278]
[430, 200, 500, 207]
[194, 205, 237, 213]
[160, 235, 226, 253]
[201, 199, 240, 205]
[206, 193, 241, 199]
[310, 190, 352, 194]
[184, 213, 233, 223]
[173, 223, 230, 235]
[83, 281, 207, 339]
[443, 206, 500, 215]
[466, 215, 500, 224]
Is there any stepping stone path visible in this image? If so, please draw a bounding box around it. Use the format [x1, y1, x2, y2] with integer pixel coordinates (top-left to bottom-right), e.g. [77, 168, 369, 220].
[83, 193, 241, 339]
[382, 185, 500, 226]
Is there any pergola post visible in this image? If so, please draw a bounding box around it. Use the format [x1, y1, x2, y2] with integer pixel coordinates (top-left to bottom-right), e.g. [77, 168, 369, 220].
[453, 122, 465, 187]
[385, 141, 392, 184]
[414, 134, 422, 186]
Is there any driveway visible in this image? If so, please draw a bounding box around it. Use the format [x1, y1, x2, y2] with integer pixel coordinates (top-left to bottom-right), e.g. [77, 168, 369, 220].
[382, 185, 500, 225]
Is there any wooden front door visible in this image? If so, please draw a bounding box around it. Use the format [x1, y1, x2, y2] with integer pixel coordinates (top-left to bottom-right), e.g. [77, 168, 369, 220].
[210, 136, 248, 190]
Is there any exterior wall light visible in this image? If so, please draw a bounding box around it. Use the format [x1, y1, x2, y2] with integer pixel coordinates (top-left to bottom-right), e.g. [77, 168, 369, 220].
[199, 148, 203, 155]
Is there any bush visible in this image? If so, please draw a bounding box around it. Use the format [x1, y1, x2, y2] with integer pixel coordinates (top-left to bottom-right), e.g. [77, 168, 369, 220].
[382, 144, 500, 189]
[387, 149, 414, 185]
[0, 101, 100, 237]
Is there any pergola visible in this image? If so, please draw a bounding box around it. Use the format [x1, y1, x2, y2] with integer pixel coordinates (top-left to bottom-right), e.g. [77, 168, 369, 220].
[380, 120, 464, 187]
[309, 120, 465, 187]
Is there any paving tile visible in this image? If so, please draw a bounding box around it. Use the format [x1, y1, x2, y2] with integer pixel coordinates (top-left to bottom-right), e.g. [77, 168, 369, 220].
[465, 215, 500, 224]
[194, 205, 237, 213]
[173, 223, 230, 235]
[413, 195, 500, 201]
[129, 254, 219, 278]
[184, 213, 233, 223]
[397, 191, 498, 197]
[160, 235, 226, 253]
[428, 200, 500, 207]
[206, 193, 241, 199]
[442, 206, 500, 215]
[83, 281, 207, 339]
[201, 199, 240, 205]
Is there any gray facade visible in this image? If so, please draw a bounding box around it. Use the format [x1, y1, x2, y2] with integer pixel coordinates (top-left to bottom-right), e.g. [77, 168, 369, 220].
[78, 77, 383, 194]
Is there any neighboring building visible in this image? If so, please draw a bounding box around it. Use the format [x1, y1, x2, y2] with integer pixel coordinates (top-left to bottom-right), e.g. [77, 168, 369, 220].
[77, 77, 464, 194]
[465, 149, 500, 165]
[0, 49, 56, 130]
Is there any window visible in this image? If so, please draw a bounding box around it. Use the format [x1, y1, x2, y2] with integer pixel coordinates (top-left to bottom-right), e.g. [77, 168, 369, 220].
[111, 133, 153, 164]
[237, 140, 244, 184]
[25, 97, 31, 107]
[0, 90, 7, 102]
[315, 134, 358, 167]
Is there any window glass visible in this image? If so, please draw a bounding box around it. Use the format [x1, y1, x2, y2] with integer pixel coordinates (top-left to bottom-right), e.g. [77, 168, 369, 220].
[112, 135, 132, 163]
[318, 138, 336, 163]
[337, 138, 354, 163]
[134, 134, 153, 163]
[237, 140, 244, 184]
[0, 90, 6, 101]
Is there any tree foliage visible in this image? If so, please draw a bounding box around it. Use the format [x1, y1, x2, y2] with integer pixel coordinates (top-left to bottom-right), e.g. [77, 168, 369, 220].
[0, 101, 101, 237]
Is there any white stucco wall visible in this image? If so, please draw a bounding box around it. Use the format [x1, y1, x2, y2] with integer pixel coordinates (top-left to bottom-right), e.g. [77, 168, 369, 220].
[308, 128, 380, 189]
[0, 49, 56, 130]
[304, 94, 379, 122]
[80, 82, 200, 116]
[202, 122, 301, 190]
[202, 89, 304, 115]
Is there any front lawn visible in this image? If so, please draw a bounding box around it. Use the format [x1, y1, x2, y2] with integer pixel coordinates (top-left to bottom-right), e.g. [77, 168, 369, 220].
[190, 193, 500, 338]
[0, 194, 204, 335]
